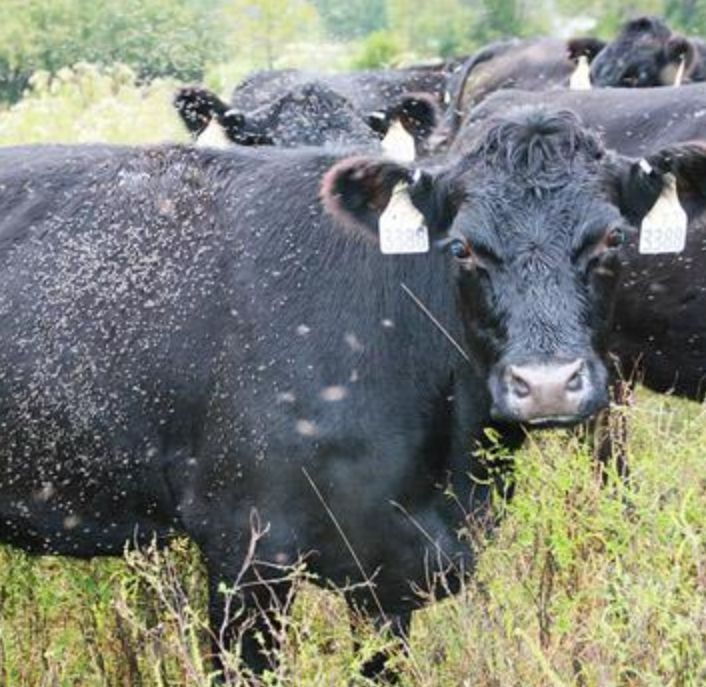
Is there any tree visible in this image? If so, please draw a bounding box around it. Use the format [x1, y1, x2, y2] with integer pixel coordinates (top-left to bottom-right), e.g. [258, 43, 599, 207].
[314, 0, 387, 40]
[0, 0, 220, 103]
[386, 0, 476, 58]
[223, 0, 321, 69]
[666, 0, 706, 35]
[470, 0, 549, 44]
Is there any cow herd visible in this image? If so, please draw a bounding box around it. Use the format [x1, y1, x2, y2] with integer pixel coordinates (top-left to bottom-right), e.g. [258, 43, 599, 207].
[1, 13, 705, 683]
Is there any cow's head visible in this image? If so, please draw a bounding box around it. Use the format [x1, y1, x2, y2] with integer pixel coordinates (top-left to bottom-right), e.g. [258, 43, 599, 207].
[591, 16, 697, 87]
[320, 107, 706, 426]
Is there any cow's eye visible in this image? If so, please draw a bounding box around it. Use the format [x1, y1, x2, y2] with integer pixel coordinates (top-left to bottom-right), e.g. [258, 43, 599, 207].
[449, 239, 472, 260]
[605, 227, 626, 248]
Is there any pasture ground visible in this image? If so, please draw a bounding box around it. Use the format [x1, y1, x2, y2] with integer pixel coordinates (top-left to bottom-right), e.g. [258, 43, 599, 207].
[1, 390, 704, 686]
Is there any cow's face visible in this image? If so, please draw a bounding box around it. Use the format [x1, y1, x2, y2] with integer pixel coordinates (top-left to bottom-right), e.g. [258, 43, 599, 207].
[591, 16, 695, 87]
[434, 113, 624, 425]
[321, 108, 706, 427]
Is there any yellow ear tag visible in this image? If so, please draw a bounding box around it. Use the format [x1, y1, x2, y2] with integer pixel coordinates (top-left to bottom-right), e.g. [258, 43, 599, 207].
[569, 55, 592, 91]
[639, 172, 688, 254]
[196, 119, 232, 149]
[381, 119, 416, 163]
[674, 55, 686, 87]
[378, 182, 429, 255]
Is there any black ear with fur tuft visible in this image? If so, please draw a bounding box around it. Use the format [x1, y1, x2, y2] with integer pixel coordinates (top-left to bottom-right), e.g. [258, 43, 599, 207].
[218, 110, 274, 146]
[366, 110, 390, 137]
[320, 156, 458, 246]
[320, 157, 435, 239]
[173, 86, 230, 137]
[395, 93, 440, 143]
[646, 142, 706, 202]
[611, 142, 706, 225]
[320, 157, 415, 236]
[366, 94, 439, 144]
[567, 37, 607, 62]
[216, 110, 246, 143]
[666, 35, 696, 74]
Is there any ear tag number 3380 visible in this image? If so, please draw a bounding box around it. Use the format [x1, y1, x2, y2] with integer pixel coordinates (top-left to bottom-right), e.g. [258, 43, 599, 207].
[639, 171, 688, 255]
[378, 182, 430, 255]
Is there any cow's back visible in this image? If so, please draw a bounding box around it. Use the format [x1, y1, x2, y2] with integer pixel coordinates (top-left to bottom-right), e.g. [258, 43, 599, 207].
[457, 84, 706, 157]
[230, 68, 447, 113]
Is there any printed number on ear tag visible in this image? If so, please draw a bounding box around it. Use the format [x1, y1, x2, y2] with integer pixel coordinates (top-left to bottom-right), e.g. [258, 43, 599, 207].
[639, 173, 688, 255]
[378, 182, 430, 255]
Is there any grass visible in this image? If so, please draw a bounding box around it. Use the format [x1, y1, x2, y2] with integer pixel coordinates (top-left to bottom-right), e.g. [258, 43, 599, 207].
[0, 64, 704, 686]
[0, 63, 187, 146]
[0, 390, 704, 686]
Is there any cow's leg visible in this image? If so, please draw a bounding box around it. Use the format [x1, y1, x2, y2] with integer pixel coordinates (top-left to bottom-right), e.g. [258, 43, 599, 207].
[350, 606, 411, 683]
[206, 559, 294, 682]
[194, 513, 296, 681]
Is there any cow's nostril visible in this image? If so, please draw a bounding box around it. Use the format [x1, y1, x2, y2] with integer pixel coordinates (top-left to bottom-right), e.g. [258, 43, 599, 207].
[566, 367, 584, 392]
[508, 367, 531, 398]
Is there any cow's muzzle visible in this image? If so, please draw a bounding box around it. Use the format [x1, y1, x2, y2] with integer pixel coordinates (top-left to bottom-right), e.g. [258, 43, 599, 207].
[489, 357, 609, 426]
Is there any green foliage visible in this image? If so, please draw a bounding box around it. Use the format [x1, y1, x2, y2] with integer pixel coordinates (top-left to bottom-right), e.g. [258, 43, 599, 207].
[470, 0, 550, 43]
[352, 30, 405, 69]
[222, 0, 322, 70]
[666, 0, 706, 35]
[313, 0, 388, 39]
[386, 0, 476, 58]
[0, 63, 188, 146]
[1, 385, 704, 684]
[0, 0, 219, 103]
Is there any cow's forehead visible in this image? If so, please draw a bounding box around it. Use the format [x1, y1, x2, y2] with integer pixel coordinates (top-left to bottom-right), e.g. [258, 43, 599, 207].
[452, 183, 621, 249]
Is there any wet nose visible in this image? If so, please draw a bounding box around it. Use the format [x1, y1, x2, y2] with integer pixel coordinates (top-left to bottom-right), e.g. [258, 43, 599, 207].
[495, 358, 600, 424]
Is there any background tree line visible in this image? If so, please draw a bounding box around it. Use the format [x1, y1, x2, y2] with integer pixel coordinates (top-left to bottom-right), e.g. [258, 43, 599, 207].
[1, 0, 705, 103]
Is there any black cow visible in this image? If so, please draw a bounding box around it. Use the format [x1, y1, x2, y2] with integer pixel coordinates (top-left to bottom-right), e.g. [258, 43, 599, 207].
[456, 37, 606, 107]
[174, 82, 378, 148]
[229, 67, 448, 114]
[457, 85, 706, 400]
[174, 83, 439, 157]
[435, 36, 606, 146]
[591, 15, 706, 88]
[454, 83, 706, 157]
[0, 109, 700, 679]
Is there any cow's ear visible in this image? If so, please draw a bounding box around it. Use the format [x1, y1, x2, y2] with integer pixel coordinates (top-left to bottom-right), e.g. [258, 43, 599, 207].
[366, 110, 389, 137]
[664, 36, 695, 85]
[567, 37, 606, 62]
[366, 94, 439, 139]
[611, 143, 706, 251]
[174, 86, 222, 135]
[320, 157, 450, 248]
[616, 142, 706, 217]
[366, 94, 440, 162]
[395, 94, 440, 143]
[217, 111, 275, 147]
[218, 110, 246, 140]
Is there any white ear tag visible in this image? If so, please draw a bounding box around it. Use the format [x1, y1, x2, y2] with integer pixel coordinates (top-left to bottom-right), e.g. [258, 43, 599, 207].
[674, 55, 686, 87]
[569, 55, 592, 91]
[381, 119, 416, 163]
[378, 182, 429, 255]
[196, 118, 232, 149]
[639, 173, 688, 254]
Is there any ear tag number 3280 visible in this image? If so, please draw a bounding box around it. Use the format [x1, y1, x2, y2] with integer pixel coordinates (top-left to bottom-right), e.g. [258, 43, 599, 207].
[639, 172, 688, 255]
[378, 182, 429, 255]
